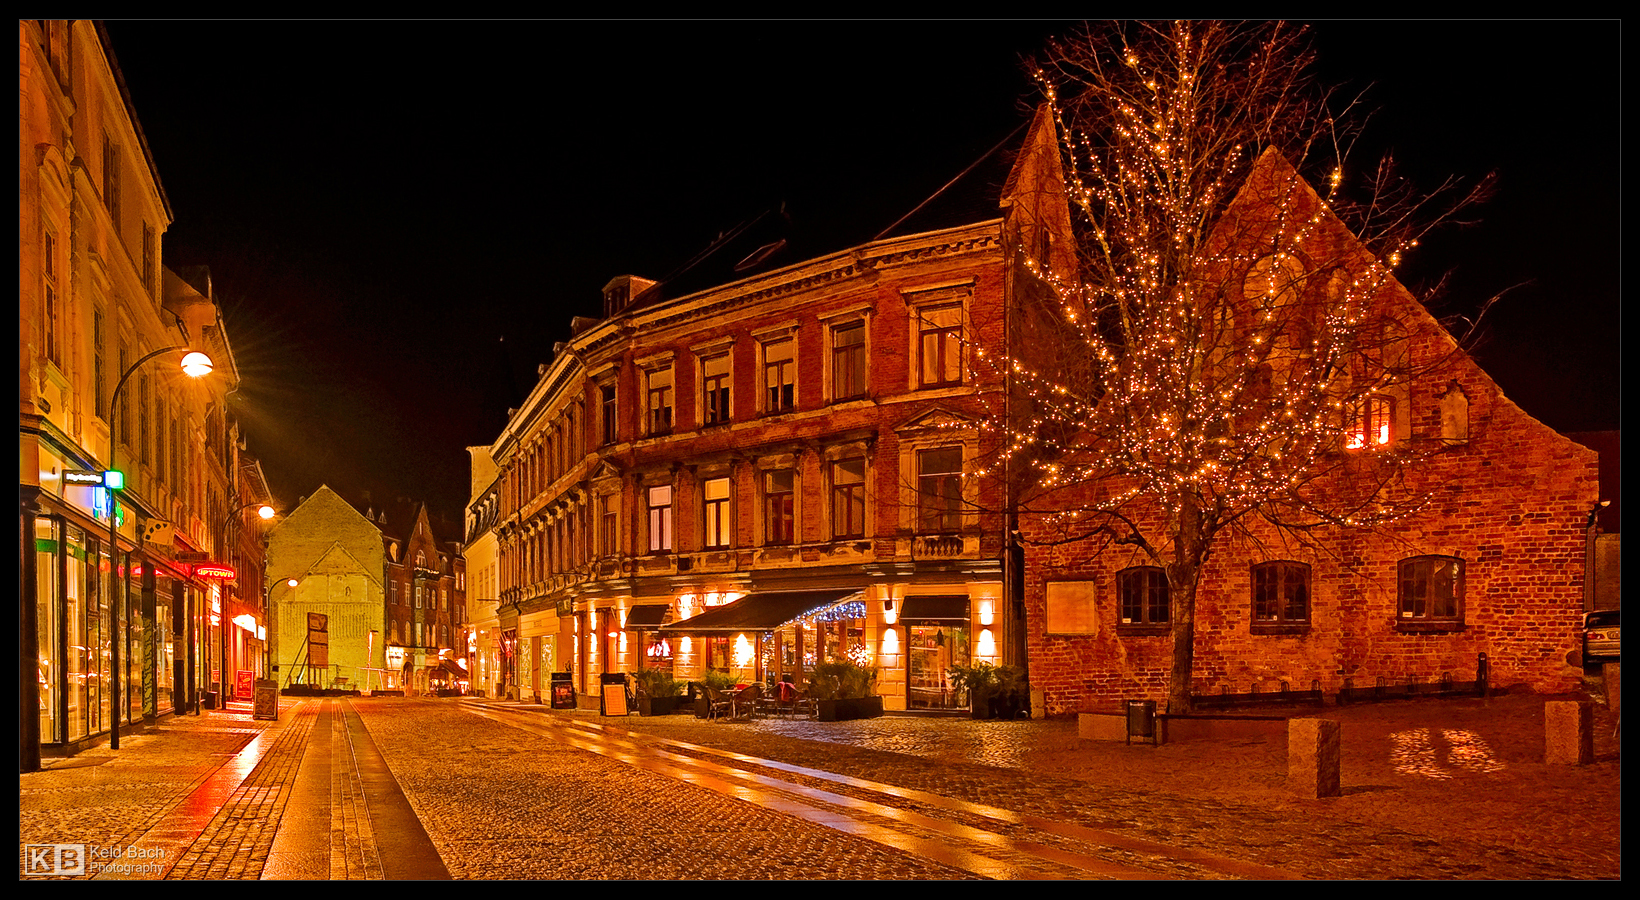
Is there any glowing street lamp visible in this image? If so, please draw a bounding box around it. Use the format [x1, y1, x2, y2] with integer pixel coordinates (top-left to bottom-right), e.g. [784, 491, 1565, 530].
[106, 347, 211, 749]
[208, 500, 277, 712]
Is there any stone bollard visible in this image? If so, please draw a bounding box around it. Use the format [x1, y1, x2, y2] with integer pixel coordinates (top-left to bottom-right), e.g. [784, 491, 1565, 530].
[1288, 717, 1341, 798]
[1544, 700, 1595, 764]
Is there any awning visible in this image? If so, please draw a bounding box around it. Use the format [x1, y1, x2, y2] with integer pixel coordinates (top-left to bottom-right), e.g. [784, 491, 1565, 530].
[898, 595, 970, 621]
[622, 604, 671, 630]
[436, 658, 468, 678]
[656, 590, 861, 635]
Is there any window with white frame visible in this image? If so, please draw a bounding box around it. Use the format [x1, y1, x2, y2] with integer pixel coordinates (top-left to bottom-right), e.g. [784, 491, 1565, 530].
[703, 477, 731, 549]
[647, 484, 673, 553]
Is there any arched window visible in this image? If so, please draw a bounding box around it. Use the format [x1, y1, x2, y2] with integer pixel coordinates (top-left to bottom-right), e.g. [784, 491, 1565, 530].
[1398, 556, 1464, 628]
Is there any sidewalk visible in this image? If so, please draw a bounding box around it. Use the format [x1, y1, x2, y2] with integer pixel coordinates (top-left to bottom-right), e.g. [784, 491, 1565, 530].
[20, 698, 309, 880]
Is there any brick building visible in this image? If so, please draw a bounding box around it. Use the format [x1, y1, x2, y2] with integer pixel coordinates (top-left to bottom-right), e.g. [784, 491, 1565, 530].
[1019, 150, 1602, 714]
[472, 109, 1077, 711]
[376, 500, 467, 694]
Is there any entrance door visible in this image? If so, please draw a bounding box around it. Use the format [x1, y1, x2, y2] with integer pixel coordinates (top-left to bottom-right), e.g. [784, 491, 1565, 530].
[906, 621, 969, 710]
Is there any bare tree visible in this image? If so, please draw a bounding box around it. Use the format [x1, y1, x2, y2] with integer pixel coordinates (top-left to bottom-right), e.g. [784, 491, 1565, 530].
[995, 21, 1492, 711]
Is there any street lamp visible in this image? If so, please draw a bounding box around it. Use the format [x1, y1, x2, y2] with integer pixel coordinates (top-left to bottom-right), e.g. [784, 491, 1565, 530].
[107, 347, 212, 749]
[207, 501, 276, 713]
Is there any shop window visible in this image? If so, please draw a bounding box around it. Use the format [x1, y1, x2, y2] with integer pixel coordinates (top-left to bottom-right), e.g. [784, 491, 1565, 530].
[831, 320, 867, 401]
[703, 477, 731, 549]
[764, 469, 794, 545]
[1118, 566, 1169, 633]
[831, 458, 866, 539]
[1251, 561, 1310, 633]
[1398, 555, 1463, 629]
[916, 446, 963, 534]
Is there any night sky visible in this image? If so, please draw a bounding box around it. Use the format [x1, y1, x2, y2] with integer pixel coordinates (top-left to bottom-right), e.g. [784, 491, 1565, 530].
[99, 20, 1620, 525]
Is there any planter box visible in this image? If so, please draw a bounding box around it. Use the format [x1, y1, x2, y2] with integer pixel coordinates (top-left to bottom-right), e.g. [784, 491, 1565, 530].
[639, 696, 684, 716]
[816, 696, 884, 721]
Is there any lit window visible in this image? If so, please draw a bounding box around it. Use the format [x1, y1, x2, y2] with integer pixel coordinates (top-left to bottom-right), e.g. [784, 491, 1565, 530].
[1346, 395, 1394, 450]
[703, 477, 731, 549]
[763, 338, 795, 412]
[916, 447, 963, 534]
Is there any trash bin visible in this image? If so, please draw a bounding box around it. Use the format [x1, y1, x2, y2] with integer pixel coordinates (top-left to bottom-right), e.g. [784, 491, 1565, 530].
[201, 691, 218, 710]
[1126, 699, 1157, 745]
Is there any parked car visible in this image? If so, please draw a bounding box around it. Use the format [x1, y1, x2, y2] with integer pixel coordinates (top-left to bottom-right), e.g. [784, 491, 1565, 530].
[1583, 609, 1620, 662]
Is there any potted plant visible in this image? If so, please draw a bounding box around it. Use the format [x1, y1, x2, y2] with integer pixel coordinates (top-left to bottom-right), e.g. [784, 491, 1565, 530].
[809, 661, 882, 721]
[633, 668, 685, 716]
[947, 662, 998, 719]
[990, 664, 1030, 720]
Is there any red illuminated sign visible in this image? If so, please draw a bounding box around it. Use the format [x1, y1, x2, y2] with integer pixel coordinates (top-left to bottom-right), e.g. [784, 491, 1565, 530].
[193, 563, 237, 581]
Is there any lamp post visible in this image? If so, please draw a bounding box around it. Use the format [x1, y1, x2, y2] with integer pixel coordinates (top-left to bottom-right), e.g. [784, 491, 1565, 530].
[210, 500, 275, 712]
[106, 347, 212, 749]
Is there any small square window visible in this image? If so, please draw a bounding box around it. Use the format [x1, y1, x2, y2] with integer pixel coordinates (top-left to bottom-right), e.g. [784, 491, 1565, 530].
[1117, 567, 1169, 634]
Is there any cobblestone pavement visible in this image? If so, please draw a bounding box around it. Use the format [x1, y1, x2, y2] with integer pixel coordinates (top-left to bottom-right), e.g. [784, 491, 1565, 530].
[486, 690, 1619, 880]
[18, 689, 1619, 880]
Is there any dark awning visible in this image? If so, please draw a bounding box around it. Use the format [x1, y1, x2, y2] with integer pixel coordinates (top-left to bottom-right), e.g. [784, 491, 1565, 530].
[898, 595, 970, 621]
[436, 658, 468, 677]
[656, 590, 861, 634]
[622, 604, 671, 630]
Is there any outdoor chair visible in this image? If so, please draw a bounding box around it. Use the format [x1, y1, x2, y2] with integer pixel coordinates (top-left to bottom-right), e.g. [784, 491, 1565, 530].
[701, 684, 732, 721]
[727, 683, 762, 720]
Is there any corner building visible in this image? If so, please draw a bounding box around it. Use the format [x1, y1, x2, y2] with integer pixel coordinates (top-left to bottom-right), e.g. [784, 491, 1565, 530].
[477, 122, 1074, 710]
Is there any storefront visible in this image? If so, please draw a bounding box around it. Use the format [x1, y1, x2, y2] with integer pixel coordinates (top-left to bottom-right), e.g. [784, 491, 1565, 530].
[26, 480, 187, 756]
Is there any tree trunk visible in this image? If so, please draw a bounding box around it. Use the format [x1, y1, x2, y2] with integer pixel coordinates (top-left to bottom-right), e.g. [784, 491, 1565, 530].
[1167, 497, 1209, 713]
